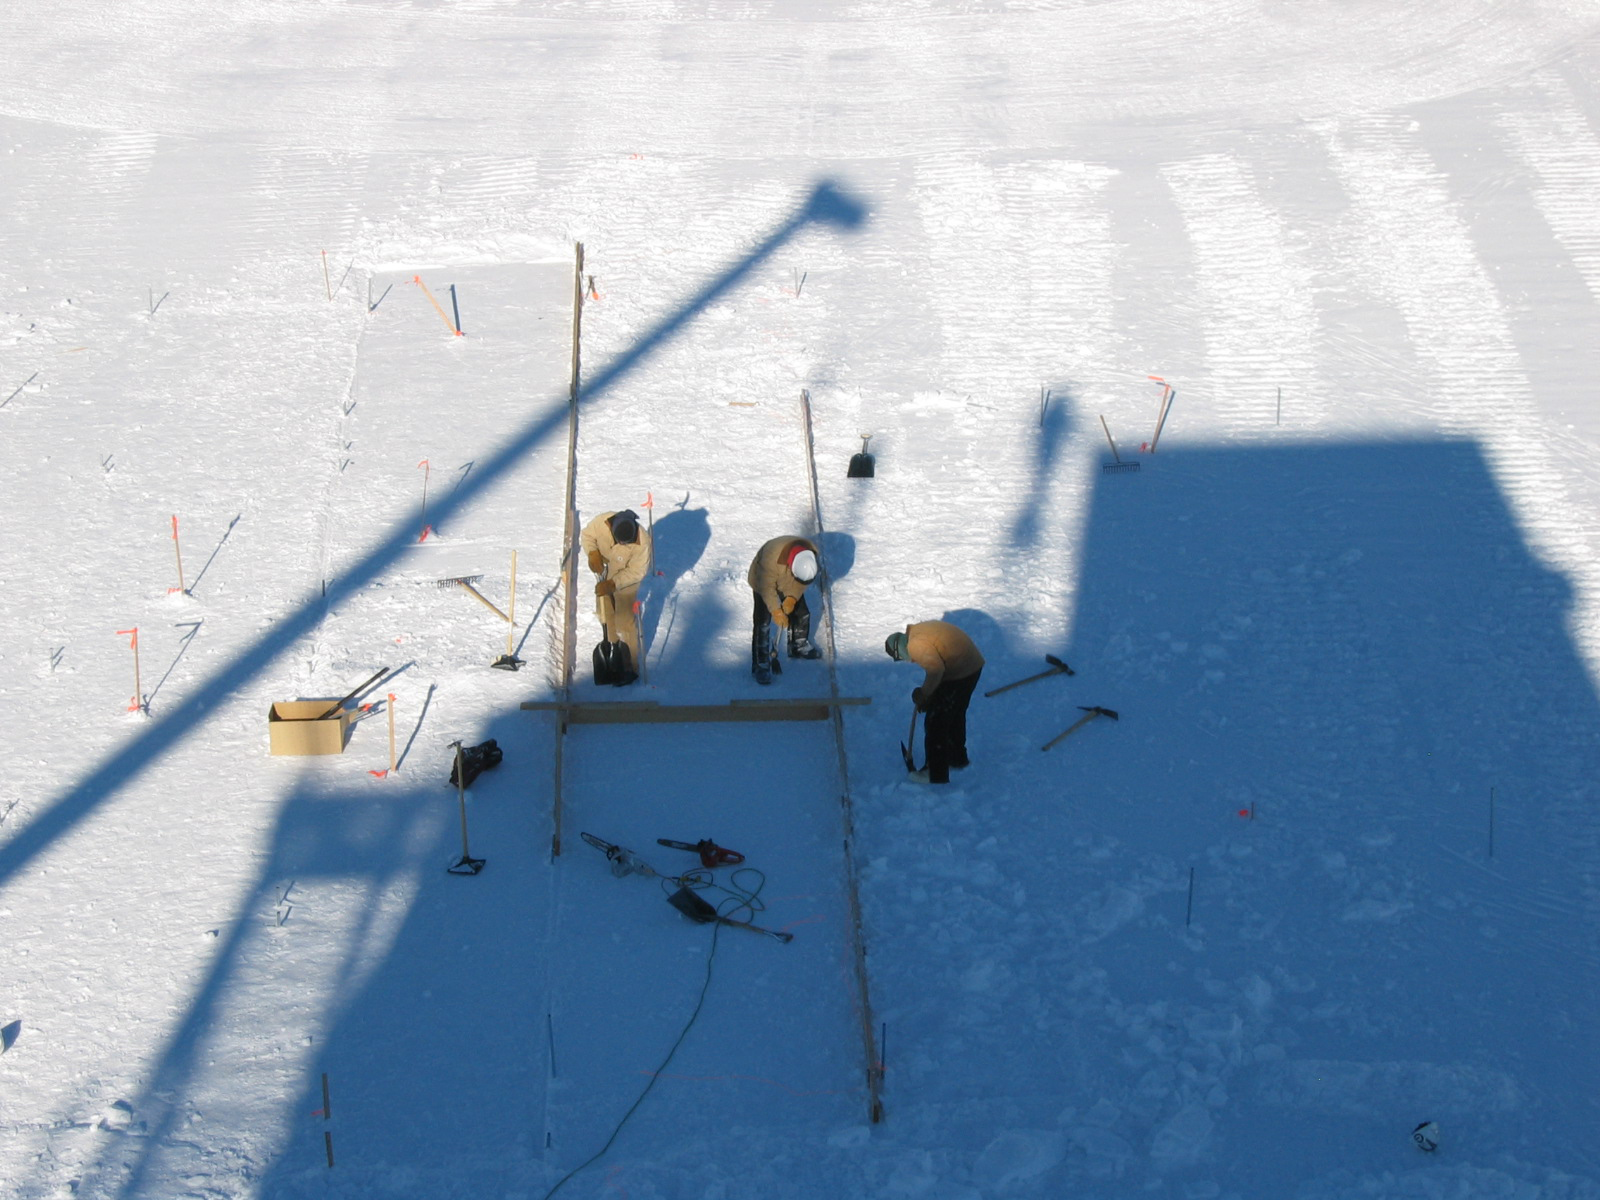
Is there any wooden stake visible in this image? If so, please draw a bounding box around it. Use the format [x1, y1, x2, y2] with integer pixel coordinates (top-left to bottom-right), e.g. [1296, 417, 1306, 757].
[387, 694, 397, 773]
[324, 1131, 334, 1168]
[410, 274, 459, 336]
[322, 250, 332, 301]
[417, 459, 431, 541]
[321, 1073, 331, 1119]
[449, 284, 462, 335]
[117, 628, 144, 713]
[506, 551, 518, 659]
[1185, 867, 1195, 927]
[1276, 385, 1281, 426]
[169, 515, 187, 594]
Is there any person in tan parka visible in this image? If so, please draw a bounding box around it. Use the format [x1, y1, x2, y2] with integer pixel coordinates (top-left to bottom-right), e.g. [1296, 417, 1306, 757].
[885, 619, 984, 783]
[580, 509, 651, 685]
[746, 535, 821, 684]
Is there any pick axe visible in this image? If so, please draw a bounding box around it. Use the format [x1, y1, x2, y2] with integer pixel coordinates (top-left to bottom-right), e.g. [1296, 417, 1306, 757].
[984, 654, 1074, 698]
[1042, 705, 1118, 751]
[900, 706, 919, 772]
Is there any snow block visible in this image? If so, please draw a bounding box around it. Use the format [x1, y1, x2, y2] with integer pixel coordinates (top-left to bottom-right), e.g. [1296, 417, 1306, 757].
[267, 701, 354, 756]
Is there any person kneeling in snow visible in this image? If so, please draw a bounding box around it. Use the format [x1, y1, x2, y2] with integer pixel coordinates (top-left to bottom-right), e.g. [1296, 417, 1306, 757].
[747, 536, 821, 685]
[581, 508, 650, 685]
[886, 620, 984, 783]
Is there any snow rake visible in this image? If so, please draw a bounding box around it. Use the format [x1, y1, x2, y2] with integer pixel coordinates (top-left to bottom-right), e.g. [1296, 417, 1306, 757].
[1099, 414, 1140, 474]
[984, 654, 1074, 697]
[1042, 705, 1118, 751]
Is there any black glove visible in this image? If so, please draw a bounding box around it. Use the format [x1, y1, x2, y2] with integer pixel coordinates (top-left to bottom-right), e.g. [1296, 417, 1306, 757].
[912, 687, 927, 712]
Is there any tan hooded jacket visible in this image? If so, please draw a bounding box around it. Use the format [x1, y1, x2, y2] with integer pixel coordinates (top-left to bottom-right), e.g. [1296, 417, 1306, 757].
[580, 511, 652, 591]
[905, 620, 985, 694]
[746, 535, 819, 619]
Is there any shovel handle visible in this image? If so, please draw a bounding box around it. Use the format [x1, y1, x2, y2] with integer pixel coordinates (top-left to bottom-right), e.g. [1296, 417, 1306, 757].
[317, 667, 389, 721]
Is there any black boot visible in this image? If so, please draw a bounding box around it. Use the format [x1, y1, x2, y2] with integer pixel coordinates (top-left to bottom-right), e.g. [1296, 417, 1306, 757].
[787, 607, 822, 659]
[752, 616, 773, 685]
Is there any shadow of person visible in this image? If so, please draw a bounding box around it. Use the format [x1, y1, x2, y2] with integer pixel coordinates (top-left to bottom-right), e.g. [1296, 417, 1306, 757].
[939, 608, 1011, 667]
[817, 530, 856, 582]
[641, 501, 711, 655]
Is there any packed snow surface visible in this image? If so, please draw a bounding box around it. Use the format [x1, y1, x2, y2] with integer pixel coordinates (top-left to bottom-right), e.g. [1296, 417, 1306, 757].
[2, 1, 1599, 1197]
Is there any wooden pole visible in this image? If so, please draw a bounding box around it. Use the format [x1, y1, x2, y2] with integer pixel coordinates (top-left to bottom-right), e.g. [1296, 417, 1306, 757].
[551, 242, 584, 859]
[1099, 415, 1121, 463]
[118, 628, 143, 713]
[322, 251, 332, 301]
[387, 694, 397, 773]
[506, 550, 518, 659]
[798, 386, 885, 1123]
[170, 515, 187, 594]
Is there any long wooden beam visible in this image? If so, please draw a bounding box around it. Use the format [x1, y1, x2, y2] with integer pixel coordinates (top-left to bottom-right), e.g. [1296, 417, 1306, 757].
[522, 697, 869, 725]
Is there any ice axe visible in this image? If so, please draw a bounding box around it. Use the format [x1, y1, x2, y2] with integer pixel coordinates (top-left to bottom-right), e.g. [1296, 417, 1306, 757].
[984, 654, 1074, 697]
[900, 705, 919, 772]
[1042, 705, 1118, 751]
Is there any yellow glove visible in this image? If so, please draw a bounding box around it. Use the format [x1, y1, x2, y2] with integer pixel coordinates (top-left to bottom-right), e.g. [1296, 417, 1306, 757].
[773, 608, 789, 628]
[595, 579, 616, 598]
[781, 596, 798, 614]
[587, 550, 604, 574]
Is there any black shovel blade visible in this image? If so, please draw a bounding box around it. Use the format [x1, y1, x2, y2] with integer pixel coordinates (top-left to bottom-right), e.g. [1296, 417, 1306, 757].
[847, 452, 875, 478]
[900, 742, 915, 771]
[668, 885, 719, 924]
[592, 639, 618, 685]
[447, 855, 486, 876]
[490, 655, 523, 672]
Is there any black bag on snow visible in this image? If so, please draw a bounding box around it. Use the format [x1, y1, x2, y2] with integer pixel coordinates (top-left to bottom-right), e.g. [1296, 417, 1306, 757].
[449, 739, 503, 788]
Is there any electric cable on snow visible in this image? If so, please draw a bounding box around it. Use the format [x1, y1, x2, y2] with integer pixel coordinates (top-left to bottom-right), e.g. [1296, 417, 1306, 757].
[539, 920, 724, 1200]
[541, 834, 790, 1198]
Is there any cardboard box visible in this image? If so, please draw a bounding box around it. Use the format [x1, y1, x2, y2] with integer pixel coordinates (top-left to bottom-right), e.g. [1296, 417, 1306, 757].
[268, 701, 354, 756]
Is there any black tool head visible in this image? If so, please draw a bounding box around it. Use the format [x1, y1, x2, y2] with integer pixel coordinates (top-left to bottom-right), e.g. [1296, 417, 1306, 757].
[668, 886, 718, 924]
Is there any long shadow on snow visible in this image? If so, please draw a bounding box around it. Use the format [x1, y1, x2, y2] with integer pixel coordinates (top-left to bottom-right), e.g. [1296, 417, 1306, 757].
[0, 179, 867, 895]
[932, 434, 1600, 1186]
[82, 705, 548, 1199]
[10, 180, 867, 1200]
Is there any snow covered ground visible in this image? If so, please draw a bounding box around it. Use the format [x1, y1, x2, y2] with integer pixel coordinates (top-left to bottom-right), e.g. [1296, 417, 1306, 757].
[3, 2, 1600, 1197]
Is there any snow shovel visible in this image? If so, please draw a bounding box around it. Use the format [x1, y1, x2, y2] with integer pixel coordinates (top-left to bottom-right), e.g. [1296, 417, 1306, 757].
[984, 654, 1075, 697]
[315, 667, 390, 721]
[847, 433, 875, 478]
[900, 706, 919, 772]
[446, 742, 486, 875]
[1042, 705, 1119, 751]
[667, 885, 794, 943]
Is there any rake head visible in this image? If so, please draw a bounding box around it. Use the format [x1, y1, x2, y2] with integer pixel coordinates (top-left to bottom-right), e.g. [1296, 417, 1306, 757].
[1102, 461, 1141, 474]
